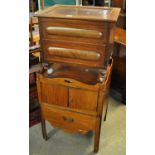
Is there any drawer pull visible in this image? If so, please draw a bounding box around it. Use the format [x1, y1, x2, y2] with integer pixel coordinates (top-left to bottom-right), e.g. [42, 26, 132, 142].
[64, 79, 73, 83]
[78, 129, 87, 134]
[62, 116, 74, 122]
[46, 27, 102, 39]
[48, 47, 101, 61]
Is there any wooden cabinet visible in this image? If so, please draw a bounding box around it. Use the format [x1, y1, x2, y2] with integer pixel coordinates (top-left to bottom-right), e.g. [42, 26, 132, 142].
[37, 5, 120, 67]
[36, 4, 120, 153]
[37, 61, 113, 153]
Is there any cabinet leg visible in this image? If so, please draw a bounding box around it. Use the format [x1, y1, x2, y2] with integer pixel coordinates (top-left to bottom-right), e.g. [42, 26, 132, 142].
[41, 118, 47, 140]
[94, 117, 101, 153]
[104, 103, 109, 122]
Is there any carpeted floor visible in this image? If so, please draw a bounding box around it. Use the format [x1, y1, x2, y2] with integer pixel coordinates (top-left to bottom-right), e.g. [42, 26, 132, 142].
[29, 96, 126, 155]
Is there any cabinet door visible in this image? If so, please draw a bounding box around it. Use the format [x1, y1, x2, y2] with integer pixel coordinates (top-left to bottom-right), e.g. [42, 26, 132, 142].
[69, 88, 98, 111]
[41, 83, 68, 107]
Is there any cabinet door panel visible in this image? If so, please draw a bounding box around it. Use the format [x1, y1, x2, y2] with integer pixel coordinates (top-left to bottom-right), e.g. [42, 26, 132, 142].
[41, 83, 68, 107]
[69, 88, 98, 111]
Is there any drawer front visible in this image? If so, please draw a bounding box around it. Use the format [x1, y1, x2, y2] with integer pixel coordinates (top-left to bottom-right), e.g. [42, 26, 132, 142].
[42, 39, 106, 67]
[39, 18, 109, 45]
[42, 104, 96, 133]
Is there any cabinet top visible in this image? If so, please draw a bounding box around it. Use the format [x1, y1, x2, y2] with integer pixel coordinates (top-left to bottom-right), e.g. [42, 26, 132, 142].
[36, 5, 120, 22]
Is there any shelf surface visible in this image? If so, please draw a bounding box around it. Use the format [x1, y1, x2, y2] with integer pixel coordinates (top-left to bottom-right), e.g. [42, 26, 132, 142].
[42, 63, 106, 85]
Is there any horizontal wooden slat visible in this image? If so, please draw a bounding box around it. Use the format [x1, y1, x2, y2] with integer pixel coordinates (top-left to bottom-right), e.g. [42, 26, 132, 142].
[48, 47, 101, 61]
[38, 75, 100, 91]
[46, 27, 103, 39]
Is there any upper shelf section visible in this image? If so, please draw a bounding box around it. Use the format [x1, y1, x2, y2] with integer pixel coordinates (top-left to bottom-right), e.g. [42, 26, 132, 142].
[36, 5, 120, 22]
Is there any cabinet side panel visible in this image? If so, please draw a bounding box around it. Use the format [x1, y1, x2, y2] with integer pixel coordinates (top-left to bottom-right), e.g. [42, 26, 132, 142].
[41, 83, 48, 103]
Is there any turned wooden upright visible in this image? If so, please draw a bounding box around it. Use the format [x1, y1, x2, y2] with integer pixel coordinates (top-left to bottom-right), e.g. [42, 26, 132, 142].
[36, 5, 120, 153]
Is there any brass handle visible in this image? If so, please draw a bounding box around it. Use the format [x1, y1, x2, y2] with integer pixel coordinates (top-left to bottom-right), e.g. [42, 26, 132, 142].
[62, 116, 74, 122]
[64, 79, 73, 83]
[46, 27, 102, 39]
[78, 129, 87, 134]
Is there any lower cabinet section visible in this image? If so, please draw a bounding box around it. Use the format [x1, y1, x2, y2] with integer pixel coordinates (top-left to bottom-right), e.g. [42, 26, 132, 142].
[42, 103, 96, 134]
[37, 60, 113, 153]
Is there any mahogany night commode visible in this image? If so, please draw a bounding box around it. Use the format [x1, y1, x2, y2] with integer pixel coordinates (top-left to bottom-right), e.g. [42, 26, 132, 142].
[36, 5, 120, 153]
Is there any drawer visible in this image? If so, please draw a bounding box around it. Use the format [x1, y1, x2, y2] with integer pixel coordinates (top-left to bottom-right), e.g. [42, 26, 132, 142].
[42, 104, 96, 133]
[42, 39, 107, 67]
[39, 18, 109, 45]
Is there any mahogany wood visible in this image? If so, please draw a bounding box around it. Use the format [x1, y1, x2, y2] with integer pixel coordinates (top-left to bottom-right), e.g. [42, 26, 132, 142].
[38, 75, 100, 91]
[39, 18, 108, 45]
[69, 88, 98, 111]
[41, 118, 47, 140]
[40, 83, 68, 107]
[114, 28, 126, 46]
[47, 47, 101, 61]
[37, 60, 113, 153]
[42, 103, 96, 133]
[36, 5, 118, 153]
[42, 39, 106, 67]
[37, 5, 120, 67]
[37, 5, 120, 22]
[46, 27, 103, 39]
[40, 63, 102, 86]
[42, 102, 97, 117]
[94, 117, 101, 153]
